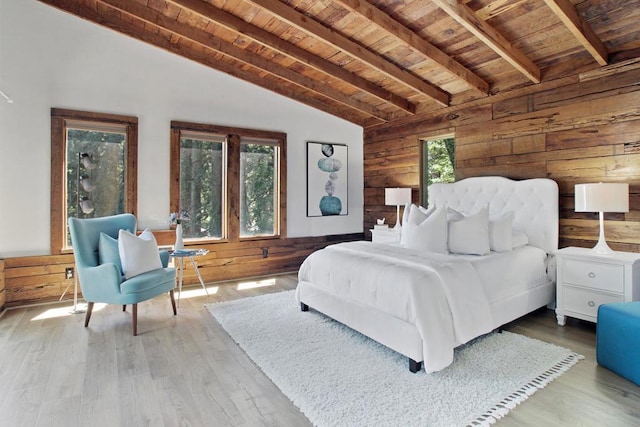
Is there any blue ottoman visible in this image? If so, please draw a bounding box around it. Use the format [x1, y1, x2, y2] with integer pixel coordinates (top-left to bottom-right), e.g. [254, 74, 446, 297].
[596, 302, 640, 386]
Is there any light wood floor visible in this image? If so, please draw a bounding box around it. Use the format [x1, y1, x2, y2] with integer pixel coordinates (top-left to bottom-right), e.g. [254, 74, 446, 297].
[1, 273, 638, 426]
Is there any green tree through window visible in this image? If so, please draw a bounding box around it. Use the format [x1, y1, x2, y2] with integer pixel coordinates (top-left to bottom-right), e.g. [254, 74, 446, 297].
[422, 136, 455, 205]
[179, 135, 224, 239]
[51, 108, 137, 254]
[240, 140, 277, 237]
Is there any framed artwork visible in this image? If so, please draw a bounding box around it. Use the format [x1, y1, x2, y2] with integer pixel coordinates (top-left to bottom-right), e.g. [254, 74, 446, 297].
[307, 141, 348, 217]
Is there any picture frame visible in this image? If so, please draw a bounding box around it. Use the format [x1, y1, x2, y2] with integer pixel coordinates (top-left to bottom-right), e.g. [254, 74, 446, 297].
[307, 141, 348, 217]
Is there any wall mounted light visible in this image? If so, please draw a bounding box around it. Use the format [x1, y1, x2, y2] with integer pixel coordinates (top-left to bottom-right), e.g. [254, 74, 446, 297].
[78, 153, 97, 216]
[80, 153, 97, 169]
[79, 175, 96, 192]
[79, 196, 94, 214]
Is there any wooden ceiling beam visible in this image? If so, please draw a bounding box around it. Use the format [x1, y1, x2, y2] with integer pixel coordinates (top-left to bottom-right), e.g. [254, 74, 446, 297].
[333, 0, 489, 96]
[542, 0, 608, 66]
[169, 0, 416, 114]
[244, 0, 450, 106]
[433, 0, 541, 84]
[95, 0, 393, 121]
[37, 0, 372, 125]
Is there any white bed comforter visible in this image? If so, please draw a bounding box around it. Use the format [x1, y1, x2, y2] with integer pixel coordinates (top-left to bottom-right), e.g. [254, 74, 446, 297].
[297, 241, 495, 372]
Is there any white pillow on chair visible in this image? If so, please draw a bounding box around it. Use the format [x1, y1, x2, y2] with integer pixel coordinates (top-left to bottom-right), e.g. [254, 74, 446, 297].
[118, 228, 162, 279]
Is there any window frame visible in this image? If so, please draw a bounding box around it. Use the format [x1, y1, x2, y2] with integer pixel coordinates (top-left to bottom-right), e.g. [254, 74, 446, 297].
[170, 121, 286, 243]
[50, 108, 138, 255]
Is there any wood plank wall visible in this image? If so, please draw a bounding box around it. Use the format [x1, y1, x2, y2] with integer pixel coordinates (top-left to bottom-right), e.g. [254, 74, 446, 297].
[0, 259, 5, 312]
[364, 61, 640, 252]
[1, 233, 361, 307]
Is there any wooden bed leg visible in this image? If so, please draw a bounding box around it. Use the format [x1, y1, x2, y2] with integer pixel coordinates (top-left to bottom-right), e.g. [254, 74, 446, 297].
[300, 302, 309, 312]
[409, 358, 422, 373]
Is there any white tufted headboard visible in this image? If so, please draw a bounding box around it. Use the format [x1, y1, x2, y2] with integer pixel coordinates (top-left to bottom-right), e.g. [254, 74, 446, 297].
[428, 176, 559, 254]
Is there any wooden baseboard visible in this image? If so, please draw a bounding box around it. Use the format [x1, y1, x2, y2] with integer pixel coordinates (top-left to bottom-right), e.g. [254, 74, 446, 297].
[3, 233, 363, 307]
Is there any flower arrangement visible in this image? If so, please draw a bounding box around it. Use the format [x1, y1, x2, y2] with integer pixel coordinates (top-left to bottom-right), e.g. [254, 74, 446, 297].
[168, 209, 190, 225]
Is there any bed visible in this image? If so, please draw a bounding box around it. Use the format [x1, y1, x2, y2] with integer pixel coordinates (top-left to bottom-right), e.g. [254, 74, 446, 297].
[296, 176, 558, 373]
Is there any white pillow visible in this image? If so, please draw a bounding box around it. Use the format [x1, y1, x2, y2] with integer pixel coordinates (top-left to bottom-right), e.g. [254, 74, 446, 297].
[400, 205, 422, 245]
[118, 228, 163, 279]
[402, 203, 432, 230]
[402, 206, 448, 253]
[417, 205, 433, 215]
[511, 231, 529, 249]
[489, 211, 514, 252]
[446, 207, 464, 222]
[448, 208, 490, 255]
[402, 202, 412, 228]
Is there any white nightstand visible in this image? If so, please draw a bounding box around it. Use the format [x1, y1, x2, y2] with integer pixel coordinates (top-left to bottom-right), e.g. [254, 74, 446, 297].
[370, 227, 401, 244]
[555, 246, 640, 325]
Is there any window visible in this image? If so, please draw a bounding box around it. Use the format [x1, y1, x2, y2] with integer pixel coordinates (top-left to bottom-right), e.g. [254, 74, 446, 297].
[170, 121, 286, 243]
[421, 136, 455, 205]
[177, 131, 226, 239]
[240, 138, 279, 237]
[51, 109, 137, 254]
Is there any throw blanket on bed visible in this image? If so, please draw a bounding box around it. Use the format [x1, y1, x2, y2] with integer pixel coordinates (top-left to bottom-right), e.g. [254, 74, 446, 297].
[297, 241, 494, 373]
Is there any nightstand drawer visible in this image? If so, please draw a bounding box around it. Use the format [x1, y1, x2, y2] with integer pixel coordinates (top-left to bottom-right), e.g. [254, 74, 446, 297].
[563, 259, 624, 293]
[563, 286, 623, 319]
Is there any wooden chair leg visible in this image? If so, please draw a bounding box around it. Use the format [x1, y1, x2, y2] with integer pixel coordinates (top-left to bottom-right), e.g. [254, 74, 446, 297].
[84, 302, 94, 327]
[122, 305, 126, 312]
[132, 303, 138, 336]
[169, 290, 177, 315]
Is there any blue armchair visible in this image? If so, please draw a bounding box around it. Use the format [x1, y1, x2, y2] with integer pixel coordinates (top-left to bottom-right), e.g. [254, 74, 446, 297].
[68, 213, 177, 335]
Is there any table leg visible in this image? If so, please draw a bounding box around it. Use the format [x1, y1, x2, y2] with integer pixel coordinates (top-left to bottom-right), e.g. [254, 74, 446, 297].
[189, 256, 209, 296]
[177, 257, 184, 307]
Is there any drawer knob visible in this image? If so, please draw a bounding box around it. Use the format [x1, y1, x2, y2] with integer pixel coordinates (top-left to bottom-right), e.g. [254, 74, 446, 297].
[588, 300, 595, 307]
[588, 272, 596, 278]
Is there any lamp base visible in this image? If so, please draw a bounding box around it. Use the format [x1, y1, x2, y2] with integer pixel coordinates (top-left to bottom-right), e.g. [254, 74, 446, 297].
[589, 238, 615, 256]
[393, 205, 402, 231]
[589, 211, 615, 256]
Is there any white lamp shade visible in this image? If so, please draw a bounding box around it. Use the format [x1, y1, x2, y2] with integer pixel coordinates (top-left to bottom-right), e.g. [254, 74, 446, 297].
[385, 188, 411, 206]
[575, 183, 629, 213]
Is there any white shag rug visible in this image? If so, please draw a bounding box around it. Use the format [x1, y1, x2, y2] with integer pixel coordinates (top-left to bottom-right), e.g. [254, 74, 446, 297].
[206, 290, 583, 427]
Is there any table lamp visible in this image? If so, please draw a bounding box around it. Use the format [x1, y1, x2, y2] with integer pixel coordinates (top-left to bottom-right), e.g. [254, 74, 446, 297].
[385, 188, 412, 230]
[575, 182, 629, 256]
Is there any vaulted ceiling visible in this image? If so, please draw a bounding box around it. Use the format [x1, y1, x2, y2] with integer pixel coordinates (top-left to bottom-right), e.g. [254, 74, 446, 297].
[39, 0, 640, 127]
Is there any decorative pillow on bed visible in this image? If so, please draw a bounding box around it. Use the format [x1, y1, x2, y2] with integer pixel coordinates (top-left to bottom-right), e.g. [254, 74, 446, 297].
[512, 231, 529, 249]
[403, 203, 433, 228]
[118, 228, 163, 279]
[489, 211, 514, 252]
[401, 206, 448, 253]
[448, 207, 490, 255]
[446, 207, 464, 221]
[402, 202, 412, 228]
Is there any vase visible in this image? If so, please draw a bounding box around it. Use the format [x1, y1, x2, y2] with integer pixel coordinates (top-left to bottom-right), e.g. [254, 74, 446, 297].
[175, 223, 184, 251]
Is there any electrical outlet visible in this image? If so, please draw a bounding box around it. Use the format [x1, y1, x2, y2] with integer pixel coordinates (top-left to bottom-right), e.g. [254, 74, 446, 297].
[262, 248, 268, 258]
[65, 267, 74, 280]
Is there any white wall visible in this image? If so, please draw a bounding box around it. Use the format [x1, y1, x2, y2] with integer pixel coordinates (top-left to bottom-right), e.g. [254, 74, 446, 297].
[0, 0, 363, 257]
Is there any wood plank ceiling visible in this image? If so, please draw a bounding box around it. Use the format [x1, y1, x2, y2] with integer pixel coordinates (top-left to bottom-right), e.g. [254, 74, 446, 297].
[39, 0, 640, 128]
